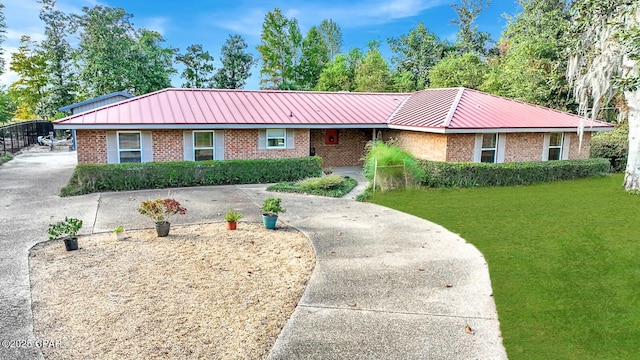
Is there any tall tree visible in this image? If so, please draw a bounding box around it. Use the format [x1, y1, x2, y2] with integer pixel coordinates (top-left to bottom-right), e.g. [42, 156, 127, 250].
[130, 29, 175, 94]
[297, 26, 330, 90]
[481, 0, 573, 111]
[567, 1, 640, 191]
[315, 53, 352, 91]
[213, 34, 254, 89]
[388, 22, 449, 91]
[38, 0, 75, 119]
[0, 3, 6, 75]
[176, 44, 215, 88]
[0, 88, 16, 123]
[9, 36, 48, 119]
[318, 19, 343, 60]
[256, 8, 302, 89]
[354, 41, 391, 92]
[429, 52, 487, 89]
[451, 0, 492, 55]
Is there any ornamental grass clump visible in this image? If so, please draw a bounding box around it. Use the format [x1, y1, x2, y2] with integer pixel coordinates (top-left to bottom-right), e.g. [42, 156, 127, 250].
[137, 198, 187, 225]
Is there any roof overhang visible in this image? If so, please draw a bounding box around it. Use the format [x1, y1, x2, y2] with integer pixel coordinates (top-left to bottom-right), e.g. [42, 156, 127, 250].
[53, 123, 390, 130]
[387, 124, 614, 134]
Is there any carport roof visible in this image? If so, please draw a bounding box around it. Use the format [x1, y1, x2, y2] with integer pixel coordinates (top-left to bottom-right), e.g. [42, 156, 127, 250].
[54, 87, 613, 133]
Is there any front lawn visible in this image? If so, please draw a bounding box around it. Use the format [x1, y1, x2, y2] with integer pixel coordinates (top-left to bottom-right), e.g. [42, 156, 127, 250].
[370, 174, 640, 360]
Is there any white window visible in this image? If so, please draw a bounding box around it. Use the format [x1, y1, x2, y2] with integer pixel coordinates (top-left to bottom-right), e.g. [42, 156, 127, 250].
[193, 131, 215, 161]
[547, 132, 563, 161]
[266, 129, 286, 149]
[118, 132, 142, 163]
[481, 133, 497, 163]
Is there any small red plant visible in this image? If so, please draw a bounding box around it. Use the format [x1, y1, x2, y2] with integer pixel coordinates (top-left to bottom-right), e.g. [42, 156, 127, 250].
[138, 198, 187, 224]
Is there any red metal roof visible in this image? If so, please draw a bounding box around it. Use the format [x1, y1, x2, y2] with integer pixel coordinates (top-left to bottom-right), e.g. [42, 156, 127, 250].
[55, 87, 613, 132]
[54, 88, 410, 128]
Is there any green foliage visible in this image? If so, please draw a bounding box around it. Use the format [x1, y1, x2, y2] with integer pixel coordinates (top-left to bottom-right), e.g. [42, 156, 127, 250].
[112, 225, 124, 233]
[60, 157, 323, 196]
[297, 26, 330, 90]
[224, 209, 243, 222]
[256, 8, 302, 89]
[451, 0, 492, 55]
[9, 36, 47, 119]
[261, 197, 285, 216]
[315, 53, 352, 91]
[429, 52, 487, 89]
[0, 153, 13, 165]
[318, 19, 343, 60]
[268, 175, 356, 197]
[362, 140, 425, 181]
[213, 34, 255, 89]
[176, 44, 215, 88]
[354, 42, 391, 92]
[48, 217, 83, 241]
[371, 174, 640, 359]
[0, 88, 16, 123]
[419, 158, 611, 188]
[590, 125, 628, 172]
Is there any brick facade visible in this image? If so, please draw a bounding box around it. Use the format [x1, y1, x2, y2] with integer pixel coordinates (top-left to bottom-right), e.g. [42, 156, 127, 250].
[76, 129, 107, 164]
[224, 129, 310, 160]
[309, 129, 373, 167]
[74, 128, 595, 166]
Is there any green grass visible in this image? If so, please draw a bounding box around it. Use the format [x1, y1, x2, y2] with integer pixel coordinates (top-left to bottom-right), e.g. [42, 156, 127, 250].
[267, 175, 357, 198]
[0, 154, 13, 166]
[370, 174, 640, 360]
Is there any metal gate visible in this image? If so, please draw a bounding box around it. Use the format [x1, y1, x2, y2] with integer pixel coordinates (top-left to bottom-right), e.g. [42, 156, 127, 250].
[0, 120, 54, 155]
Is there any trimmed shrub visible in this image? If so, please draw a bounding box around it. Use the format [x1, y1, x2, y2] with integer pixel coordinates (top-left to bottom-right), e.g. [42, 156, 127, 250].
[297, 175, 345, 191]
[419, 158, 611, 188]
[267, 175, 357, 198]
[60, 156, 323, 196]
[590, 125, 628, 172]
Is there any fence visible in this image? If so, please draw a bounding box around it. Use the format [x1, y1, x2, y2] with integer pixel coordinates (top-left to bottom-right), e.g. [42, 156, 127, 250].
[0, 120, 54, 155]
[372, 159, 418, 192]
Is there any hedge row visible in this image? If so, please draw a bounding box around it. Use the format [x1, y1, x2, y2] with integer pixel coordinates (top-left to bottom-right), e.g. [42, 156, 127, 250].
[419, 158, 611, 188]
[61, 156, 323, 196]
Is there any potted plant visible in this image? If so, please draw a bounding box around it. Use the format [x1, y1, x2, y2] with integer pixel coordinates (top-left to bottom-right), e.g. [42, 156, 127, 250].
[48, 217, 83, 251]
[137, 198, 187, 237]
[261, 197, 285, 230]
[113, 225, 125, 241]
[224, 209, 243, 230]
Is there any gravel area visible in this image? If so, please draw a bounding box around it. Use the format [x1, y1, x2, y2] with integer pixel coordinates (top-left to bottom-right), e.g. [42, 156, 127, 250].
[29, 222, 315, 359]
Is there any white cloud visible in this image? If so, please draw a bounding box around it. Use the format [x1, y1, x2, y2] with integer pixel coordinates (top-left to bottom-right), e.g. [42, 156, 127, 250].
[138, 16, 170, 36]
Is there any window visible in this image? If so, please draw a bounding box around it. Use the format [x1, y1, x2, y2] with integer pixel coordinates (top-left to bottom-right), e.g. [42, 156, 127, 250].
[118, 132, 142, 163]
[193, 131, 215, 161]
[266, 129, 286, 149]
[548, 132, 563, 161]
[480, 133, 497, 163]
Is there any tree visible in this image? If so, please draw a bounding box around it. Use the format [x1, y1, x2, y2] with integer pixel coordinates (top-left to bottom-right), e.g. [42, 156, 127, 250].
[388, 22, 449, 91]
[429, 52, 487, 89]
[176, 44, 215, 88]
[9, 36, 48, 119]
[354, 41, 391, 92]
[256, 8, 302, 89]
[38, 0, 75, 119]
[0, 88, 16, 123]
[315, 53, 352, 91]
[0, 3, 6, 75]
[318, 19, 343, 60]
[481, 0, 573, 111]
[451, 0, 492, 55]
[297, 26, 330, 90]
[213, 34, 255, 89]
[567, 1, 640, 191]
[129, 29, 175, 94]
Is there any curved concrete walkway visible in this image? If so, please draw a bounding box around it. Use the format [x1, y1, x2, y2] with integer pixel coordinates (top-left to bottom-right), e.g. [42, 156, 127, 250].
[0, 151, 507, 359]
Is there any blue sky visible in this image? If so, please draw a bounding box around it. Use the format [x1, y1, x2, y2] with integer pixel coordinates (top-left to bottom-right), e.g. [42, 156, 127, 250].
[1, 0, 522, 90]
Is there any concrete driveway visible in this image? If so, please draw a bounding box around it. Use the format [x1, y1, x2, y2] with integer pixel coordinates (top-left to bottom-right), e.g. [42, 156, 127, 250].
[0, 151, 507, 359]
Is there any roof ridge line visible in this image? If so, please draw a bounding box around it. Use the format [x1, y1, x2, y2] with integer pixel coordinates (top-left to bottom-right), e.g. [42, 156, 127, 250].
[385, 93, 412, 124]
[443, 88, 465, 128]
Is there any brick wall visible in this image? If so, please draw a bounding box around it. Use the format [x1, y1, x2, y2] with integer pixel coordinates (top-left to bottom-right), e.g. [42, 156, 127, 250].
[153, 130, 183, 162]
[383, 130, 448, 161]
[310, 129, 372, 167]
[446, 134, 475, 162]
[569, 132, 591, 159]
[76, 130, 107, 164]
[504, 133, 544, 162]
[224, 129, 310, 160]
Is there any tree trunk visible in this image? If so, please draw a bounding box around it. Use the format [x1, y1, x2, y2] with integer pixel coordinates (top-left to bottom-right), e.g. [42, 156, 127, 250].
[624, 88, 640, 191]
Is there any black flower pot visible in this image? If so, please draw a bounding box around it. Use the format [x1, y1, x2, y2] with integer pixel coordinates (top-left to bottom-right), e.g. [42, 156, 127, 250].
[155, 222, 171, 237]
[63, 237, 78, 251]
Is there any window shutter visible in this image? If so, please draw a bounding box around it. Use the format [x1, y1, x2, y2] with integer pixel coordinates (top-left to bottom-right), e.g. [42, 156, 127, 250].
[215, 131, 225, 160]
[561, 133, 570, 160]
[258, 130, 266, 150]
[286, 129, 295, 149]
[497, 134, 506, 163]
[473, 134, 483, 162]
[106, 131, 118, 164]
[541, 133, 551, 161]
[183, 131, 194, 161]
[141, 131, 153, 162]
